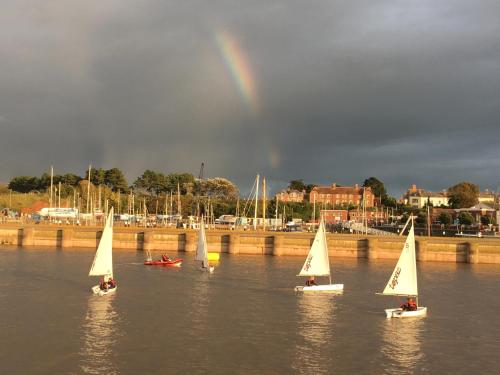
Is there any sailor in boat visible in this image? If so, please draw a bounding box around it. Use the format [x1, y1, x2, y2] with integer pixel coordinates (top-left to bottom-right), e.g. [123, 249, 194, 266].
[107, 278, 117, 289]
[100, 277, 117, 291]
[400, 297, 417, 311]
[161, 254, 171, 262]
[305, 276, 318, 286]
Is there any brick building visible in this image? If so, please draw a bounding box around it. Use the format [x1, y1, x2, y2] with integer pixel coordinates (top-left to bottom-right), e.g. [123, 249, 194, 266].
[319, 209, 348, 224]
[275, 189, 305, 203]
[309, 183, 375, 208]
[348, 209, 388, 224]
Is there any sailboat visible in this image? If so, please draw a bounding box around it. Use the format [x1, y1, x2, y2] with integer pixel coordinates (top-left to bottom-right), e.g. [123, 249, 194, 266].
[294, 218, 343, 292]
[195, 216, 214, 273]
[89, 207, 117, 296]
[379, 217, 427, 318]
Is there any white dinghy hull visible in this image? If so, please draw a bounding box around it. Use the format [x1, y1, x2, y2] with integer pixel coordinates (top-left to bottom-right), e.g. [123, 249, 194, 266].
[92, 285, 118, 296]
[385, 306, 427, 319]
[200, 266, 215, 273]
[295, 284, 344, 292]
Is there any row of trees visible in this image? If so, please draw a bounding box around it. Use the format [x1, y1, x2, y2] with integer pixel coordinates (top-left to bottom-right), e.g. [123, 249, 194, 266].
[7, 168, 491, 217]
[436, 212, 492, 226]
[6, 168, 239, 204]
[132, 171, 239, 199]
[8, 168, 128, 194]
[133, 170, 194, 195]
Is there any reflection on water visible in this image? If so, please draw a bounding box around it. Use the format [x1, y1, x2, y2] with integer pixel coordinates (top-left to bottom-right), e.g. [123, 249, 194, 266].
[182, 273, 212, 370]
[380, 318, 425, 374]
[187, 273, 211, 338]
[79, 295, 119, 375]
[292, 294, 336, 374]
[4, 250, 500, 374]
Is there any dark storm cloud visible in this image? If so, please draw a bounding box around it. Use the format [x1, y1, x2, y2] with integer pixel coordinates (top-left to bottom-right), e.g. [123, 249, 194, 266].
[1, 0, 500, 196]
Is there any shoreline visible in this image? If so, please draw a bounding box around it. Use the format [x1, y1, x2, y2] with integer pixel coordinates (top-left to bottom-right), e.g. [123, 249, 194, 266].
[1, 224, 499, 264]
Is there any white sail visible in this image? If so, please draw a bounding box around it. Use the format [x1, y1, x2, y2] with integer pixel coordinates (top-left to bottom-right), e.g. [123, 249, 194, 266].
[382, 222, 418, 296]
[195, 217, 210, 268]
[298, 219, 330, 277]
[89, 207, 114, 279]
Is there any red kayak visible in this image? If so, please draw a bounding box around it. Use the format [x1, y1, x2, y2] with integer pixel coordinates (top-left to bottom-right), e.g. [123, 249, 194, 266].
[144, 258, 183, 267]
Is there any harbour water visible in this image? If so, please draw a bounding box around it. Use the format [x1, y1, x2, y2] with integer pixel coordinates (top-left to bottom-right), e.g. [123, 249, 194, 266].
[1, 248, 500, 374]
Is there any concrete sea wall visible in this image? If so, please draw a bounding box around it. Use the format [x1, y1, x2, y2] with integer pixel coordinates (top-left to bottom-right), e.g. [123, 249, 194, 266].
[1, 224, 500, 264]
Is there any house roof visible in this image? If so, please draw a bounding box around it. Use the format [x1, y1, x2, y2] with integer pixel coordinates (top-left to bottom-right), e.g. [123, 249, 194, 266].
[312, 186, 371, 195]
[407, 190, 448, 198]
[20, 201, 48, 214]
[457, 203, 496, 212]
[277, 189, 304, 194]
[479, 192, 495, 198]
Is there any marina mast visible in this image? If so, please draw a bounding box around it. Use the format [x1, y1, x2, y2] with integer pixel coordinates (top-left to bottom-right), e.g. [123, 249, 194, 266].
[254, 174, 259, 230]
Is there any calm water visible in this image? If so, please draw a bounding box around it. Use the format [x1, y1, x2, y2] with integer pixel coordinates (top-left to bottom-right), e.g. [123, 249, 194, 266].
[1, 247, 500, 374]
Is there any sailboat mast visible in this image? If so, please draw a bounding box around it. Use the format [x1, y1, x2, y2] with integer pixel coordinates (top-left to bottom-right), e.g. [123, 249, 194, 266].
[312, 193, 316, 224]
[411, 215, 418, 299]
[283, 204, 286, 228]
[177, 182, 181, 216]
[399, 215, 412, 236]
[427, 204, 431, 237]
[320, 215, 332, 285]
[167, 193, 168, 224]
[97, 185, 101, 211]
[327, 226, 331, 285]
[262, 177, 266, 231]
[254, 174, 259, 230]
[49, 165, 53, 212]
[363, 187, 367, 235]
[208, 196, 211, 227]
[275, 196, 278, 230]
[87, 165, 91, 214]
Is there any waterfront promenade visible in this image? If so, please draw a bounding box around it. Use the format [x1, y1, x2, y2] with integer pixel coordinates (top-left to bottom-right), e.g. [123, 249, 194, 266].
[1, 223, 500, 264]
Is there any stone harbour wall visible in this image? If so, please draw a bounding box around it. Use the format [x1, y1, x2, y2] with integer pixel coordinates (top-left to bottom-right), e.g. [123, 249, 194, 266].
[1, 224, 500, 264]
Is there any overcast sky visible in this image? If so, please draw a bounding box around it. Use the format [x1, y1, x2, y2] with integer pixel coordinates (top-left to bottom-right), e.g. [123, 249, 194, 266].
[1, 1, 499, 197]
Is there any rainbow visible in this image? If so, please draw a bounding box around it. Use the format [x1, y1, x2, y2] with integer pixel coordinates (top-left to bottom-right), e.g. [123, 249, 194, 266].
[215, 30, 259, 113]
